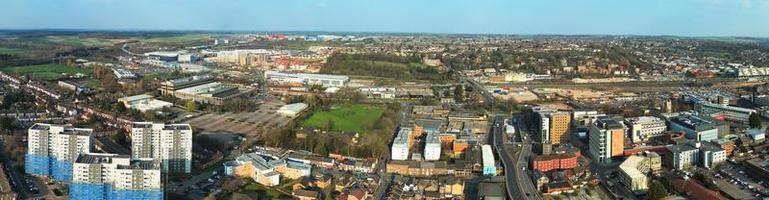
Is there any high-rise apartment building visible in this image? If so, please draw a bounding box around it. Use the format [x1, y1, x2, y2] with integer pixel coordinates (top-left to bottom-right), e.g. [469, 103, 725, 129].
[69, 153, 163, 200]
[25, 123, 92, 182]
[131, 122, 193, 174]
[536, 110, 571, 144]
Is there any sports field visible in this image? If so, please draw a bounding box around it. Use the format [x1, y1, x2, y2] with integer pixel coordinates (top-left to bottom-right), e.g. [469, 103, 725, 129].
[302, 104, 384, 133]
[0, 64, 90, 81]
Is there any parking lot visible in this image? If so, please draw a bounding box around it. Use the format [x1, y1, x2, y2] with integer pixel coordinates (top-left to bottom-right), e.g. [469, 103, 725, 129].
[186, 101, 291, 138]
[716, 162, 769, 198]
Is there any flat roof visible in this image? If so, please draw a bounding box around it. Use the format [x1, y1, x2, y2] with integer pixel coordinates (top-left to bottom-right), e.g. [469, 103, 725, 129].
[118, 94, 153, 102]
[619, 155, 646, 178]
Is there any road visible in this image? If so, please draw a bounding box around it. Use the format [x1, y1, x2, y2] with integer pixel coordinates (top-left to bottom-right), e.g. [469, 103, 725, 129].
[371, 103, 411, 200]
[492, 116, 544, 200]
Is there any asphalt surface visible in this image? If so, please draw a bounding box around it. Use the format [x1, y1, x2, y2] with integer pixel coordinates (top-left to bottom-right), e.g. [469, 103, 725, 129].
[492, 116, 543, 200]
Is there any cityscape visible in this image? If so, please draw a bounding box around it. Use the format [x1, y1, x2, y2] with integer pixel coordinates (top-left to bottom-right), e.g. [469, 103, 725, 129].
[2, 1, 769, 200]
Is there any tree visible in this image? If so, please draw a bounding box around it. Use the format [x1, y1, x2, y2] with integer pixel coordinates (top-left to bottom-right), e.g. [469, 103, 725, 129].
[453, 85, 465, 102]
[186, 100, 197, 112]
[112, 102, 127, 113]
[649, 181, 668, 200]
[0, 117, 14, 131]
[111, 129, 128, 146]
[749, 113, 762, 129]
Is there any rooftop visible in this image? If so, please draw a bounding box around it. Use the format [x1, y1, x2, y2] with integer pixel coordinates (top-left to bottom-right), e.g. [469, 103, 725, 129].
[669, 113, 718, 131]
[619, 155, 646, 178]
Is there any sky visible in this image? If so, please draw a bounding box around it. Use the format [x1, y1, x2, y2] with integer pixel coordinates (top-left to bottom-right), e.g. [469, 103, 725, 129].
[1, 0, 768, 37]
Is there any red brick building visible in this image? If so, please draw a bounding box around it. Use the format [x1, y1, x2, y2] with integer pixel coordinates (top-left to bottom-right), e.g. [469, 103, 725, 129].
[531, 153, 579, 172]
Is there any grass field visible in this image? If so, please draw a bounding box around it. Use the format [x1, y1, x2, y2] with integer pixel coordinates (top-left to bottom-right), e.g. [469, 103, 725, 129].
[0, 64, 90, 81]
[45, 36, 117, 47]
[0, 47, 29, 55]
[302, 104, 384, 133]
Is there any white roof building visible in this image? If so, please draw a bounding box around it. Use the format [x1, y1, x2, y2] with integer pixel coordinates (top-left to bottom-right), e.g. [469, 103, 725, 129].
[118, 94, 173, 113]
[277, 103, 308, 117]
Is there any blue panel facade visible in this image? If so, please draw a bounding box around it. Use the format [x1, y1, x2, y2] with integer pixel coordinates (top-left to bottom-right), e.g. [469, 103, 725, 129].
[51, 159, 73, 182]
[24, 154, 50, 176]
[70, 183, 163, 200]
[111, 189, 163, 200]
[70, 183, 108, 200]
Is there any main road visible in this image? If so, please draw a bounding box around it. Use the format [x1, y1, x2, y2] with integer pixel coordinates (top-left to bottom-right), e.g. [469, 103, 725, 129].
[491, 116, 544, 200]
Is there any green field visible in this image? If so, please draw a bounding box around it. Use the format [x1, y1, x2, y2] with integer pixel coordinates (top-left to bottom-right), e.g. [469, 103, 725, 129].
[302, 104, 384, 133]
[0, 64, 90, 81]
[45, 36, 117, 47]
[0, 47, 29, 55]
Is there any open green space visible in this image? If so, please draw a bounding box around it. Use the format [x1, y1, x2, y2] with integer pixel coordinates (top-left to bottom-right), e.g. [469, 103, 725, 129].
[45, 36, 117, 47]
[0, 64, 90, 81]
[243, 182, 286, 198]
[0, 47, 30, 55]
[301, 104, 384, 133]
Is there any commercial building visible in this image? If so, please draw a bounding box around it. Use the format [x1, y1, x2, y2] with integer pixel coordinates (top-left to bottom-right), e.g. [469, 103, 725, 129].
[173, 82, 241, 105]
[747, 128, 766, 142]
[391, 128, 412, 161]
[117, 94, 173, 113]
[160, 74, 215, 95]
[667, 113, 720, 142]
[69, 153, 162, 200]
[424, 131, 442, 161]
[212, 49, 272, 66]
[131, 122, 193, 174]
[481, 145, 496, 176]
[264, 70, 349, 87]
[699, 102, 755, 124]
[589, 117, 625, 164]
[665, 144, 700, 170]
[25, 123, 92, 182]
[624, 116, 666, 144]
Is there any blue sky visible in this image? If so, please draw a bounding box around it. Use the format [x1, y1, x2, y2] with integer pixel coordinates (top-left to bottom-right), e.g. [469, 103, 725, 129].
[1, 0, 768, 37]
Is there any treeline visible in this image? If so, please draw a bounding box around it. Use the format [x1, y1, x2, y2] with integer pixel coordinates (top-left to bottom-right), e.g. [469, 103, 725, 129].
[321, 53, 446, 81]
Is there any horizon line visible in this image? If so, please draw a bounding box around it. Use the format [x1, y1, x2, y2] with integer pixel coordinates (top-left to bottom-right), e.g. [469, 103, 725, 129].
[0, 28, 767, 39]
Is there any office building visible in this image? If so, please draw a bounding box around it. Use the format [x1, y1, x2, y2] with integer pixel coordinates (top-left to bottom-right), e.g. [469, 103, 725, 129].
[700, 142, 726, 169]
[699, 102, 755, 124]
[665, 144, 700, 170]
[589, 117, 625, 164]
[424, 131, 442, 161]
[391, 128, 412, 161]
[624, 116, 667, 144]
[172, 82, 240, 105]
[668, 113, 720, 142]
[618, 156, 648, 194]
[264, 70, 349, 87]
[25, 123, 92, 182]
[160, 74, 215, 94]
[481, 145, 496, 176]
[618, 154, 662, 194]
[69, 153, 162, 200]
[131, 122, 193, 174]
